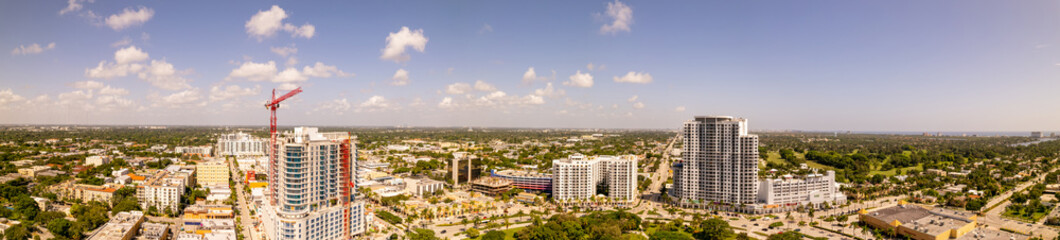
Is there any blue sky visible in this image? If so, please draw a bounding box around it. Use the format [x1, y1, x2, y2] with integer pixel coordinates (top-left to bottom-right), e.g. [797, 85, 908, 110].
[2, 0, 1059, 131]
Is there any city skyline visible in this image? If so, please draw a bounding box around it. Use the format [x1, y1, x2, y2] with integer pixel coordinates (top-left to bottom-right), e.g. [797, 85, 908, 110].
[3, 1, 1060, 131]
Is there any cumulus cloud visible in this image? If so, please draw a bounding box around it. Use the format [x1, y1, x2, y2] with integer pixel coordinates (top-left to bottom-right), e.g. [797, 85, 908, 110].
[0, 89, 27, 109]
[445, 83, 472, 95]
[315, 98, 351, 113]
[84, 46, 193, 90]
[227, 61, 278, 82]
[99, 86, 129, 96]
[390, 69, 409, 86]
[675, 106, 686, 112]
[599, 0, 633, 35]
[533, 82, 565, 98]
[633, 102, 645, 109]
[564, 71, 594, 88]
[111, 37, 132, 48]
[521, 67, 550, 84]
[358, 95, 391, 112]
[209, 84, 261, 102]
[115, 45, 149, 64]
[138, 60, 193, 90]
[627, 95, 638, 102]
[226, 61, 351, 89]
[380, 27, 428, 63]
[11, 42, 56, 56]
[613, 71, 653, 84]
[149, 88, 205, 108]
[270, 46, 298, 57]
[302, 62, 353, 78]
[473, 80, 496, 92]
[245, 5, 315, 40]
[438, 97, 455, 108]
[72, 80, 105, 90]
[105, 7, 154, 31]
[59, 0, 87, 15]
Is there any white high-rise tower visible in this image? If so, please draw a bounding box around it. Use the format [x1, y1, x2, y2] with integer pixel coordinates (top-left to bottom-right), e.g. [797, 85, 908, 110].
[261, 127, 366, 240]
[672, 116, 760, 208]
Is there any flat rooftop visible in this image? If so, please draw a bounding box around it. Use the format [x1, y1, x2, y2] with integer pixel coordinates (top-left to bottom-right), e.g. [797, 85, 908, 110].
[494, 169, 550, 179]
[903, 214, 971, 236]
[864, 204, 933, 225]
[955, 228, 1028, 240]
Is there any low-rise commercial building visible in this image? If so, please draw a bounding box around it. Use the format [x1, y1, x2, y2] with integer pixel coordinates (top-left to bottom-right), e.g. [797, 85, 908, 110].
[137, 222, 170, 240]
[86, 211, 144, 240]
[491, 169, 552, 193]
[757, 171, 847, 208]
[860, 203, 1024, 240]
[17, 166, 50, 178]
[470, 177, 512, 196]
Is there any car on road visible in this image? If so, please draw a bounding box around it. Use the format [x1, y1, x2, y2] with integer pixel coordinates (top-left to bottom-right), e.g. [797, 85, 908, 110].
[441, 230, 446, 234]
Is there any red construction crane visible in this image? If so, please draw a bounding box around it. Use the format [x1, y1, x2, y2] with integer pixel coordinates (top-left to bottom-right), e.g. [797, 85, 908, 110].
[264, 87, 301, 203]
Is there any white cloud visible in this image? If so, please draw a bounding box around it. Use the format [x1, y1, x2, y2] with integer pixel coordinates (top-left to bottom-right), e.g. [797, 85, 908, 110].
[59, 0, 86, 15]
[149, 88, 205, 108]
[627, 95, 638, 102]
[99, 86, 129, 96]
[587, 63, 595, 71]
[209, 84, 260, 102]
[302, 62, 353, 78]
[138, 60, 192, 90]
[0, 89, 27, 109]
[599, 0, 633, 35]
[227, 61, 278, 82]
[445, 83, 472, 95]
[380, 26, 428, 63]
[227, 61, 349, 89]
[283, 23, 315, 39]
[522, 67, 548, 84]
[633, 102, 644, 109]
[114, 45, 149, 64]
[111, 37, 132, 48]
[473, 80, 496, 92]
[564, 71, 594, 88]
[358, 95, 390, 111]
[273, 68, 307, 83]
[479, 24, 493, 34]
[523, 95, 545, 105]
[390, 69, 409, 86]
[533, 82, 565, 98]
[614, 71, 653, 84]
[438, 97, 455, 109]
[105, 7, 154, 31]
[245, 5, 314, 40]
[675, 106, 686, 112]
[86, 61, 142, 79]
[316, 98, 351, 112]
[11, 42, 56, 56]
[72, 80, 105, 90]
[270, 46, 298, 57]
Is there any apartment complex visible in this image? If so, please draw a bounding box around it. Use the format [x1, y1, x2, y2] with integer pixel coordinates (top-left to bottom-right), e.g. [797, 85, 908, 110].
[260, 127, 366, 240]
[551, 154, 638, 203]
[216, 132, 267, 157]
[757, 171, 847, 207]
[50, 182, 117, 204]
[137, 168, 193, 213]
[175, 146, 213, 157]
[196, 160, 230, 186]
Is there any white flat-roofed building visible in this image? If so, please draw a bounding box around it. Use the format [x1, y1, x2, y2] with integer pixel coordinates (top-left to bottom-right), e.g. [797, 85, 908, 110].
[216, 132, 266, 157]
[137, 170, 187, 213]
[86, 211, 144, 240]
[176, 146, 213, 157]
[551, 154, 638, 204]
[86, 155, 109, 166]
[757, 170, 846, 207]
